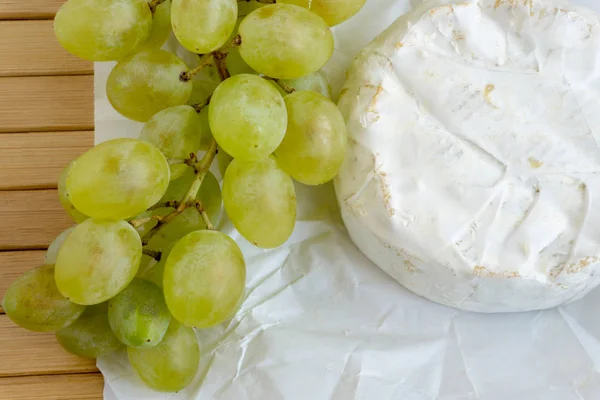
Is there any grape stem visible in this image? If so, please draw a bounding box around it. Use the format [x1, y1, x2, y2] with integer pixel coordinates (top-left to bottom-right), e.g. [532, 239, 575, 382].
[194, 200, 215, 230]
[191, 95, 211, 113]
[180, 54, 214, 82]
[262, 76, 295, 94]
[148, 0, 166, 13]
[212, 51, 230, 81]
[219, 35, 242, 53]
[129, 216, 154, 228]
[141, 141, 218, 245]
[142, 248, 162, 261]
[148, 200, 179, 211]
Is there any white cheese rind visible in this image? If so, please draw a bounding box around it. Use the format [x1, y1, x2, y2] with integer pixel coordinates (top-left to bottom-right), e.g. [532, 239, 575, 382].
[336, 0, 600, 312]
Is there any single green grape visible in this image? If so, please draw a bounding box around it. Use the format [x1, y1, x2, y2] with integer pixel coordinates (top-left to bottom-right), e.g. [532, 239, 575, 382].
[163, 230, 246, 328]
[55, 219, 142, 305]
[217, 150, 233, 177]
[45, 226, 76, 265]
[108, 279, 171, 348]
[197, 107, 214, 151]
[146, 170, 222, 253]
[223, 156, 296, 248]
[169, 163, 190, 181]
[278, 0, 366, 26]
[172, 0, 237, 54]
[54, 0, 152, 61]
[186, 65, 220, 106]
[238, 0, 266, 16]
[128, 321, 199, 392]
[107, 50, 193, 122]
[58, 161, 89, 223]
[67, 138, 170, 220]
[139, 258, 166, 288]
[2, 265, 85, 332]
[136, 253, 157, 278]
[238, 4, 334, 79]
[140, 105, 203, 160]
[209, 74, 287, 160]
[56, 303, 122, 359]
[274, 91, 347, 185]
[225, 48, 256, 76]
[136, 0, 172, 52]
[280, 71, 332, 98]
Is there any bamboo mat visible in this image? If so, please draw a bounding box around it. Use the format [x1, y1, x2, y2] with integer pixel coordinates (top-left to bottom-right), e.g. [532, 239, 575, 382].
[0, 1, 103, 398]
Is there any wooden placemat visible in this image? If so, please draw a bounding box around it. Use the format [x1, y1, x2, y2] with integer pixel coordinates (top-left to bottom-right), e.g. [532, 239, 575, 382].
[0, 1, 103, 398]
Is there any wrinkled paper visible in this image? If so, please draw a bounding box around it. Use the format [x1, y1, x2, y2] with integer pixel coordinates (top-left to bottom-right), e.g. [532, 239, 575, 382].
[96, 0, 600, 398]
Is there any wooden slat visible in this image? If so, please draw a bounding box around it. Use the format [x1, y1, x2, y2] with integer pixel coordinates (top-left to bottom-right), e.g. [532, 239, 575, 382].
[0, 316, 98, 377]
[0, 0, 64, 20]
[0, 21, 92, 77]
[0, 190, 73, 250]
[0, 250, 45, 313]
[0, 131, 93, 190]
[0, 374, 103, 399]
[0, 75, 94, 133]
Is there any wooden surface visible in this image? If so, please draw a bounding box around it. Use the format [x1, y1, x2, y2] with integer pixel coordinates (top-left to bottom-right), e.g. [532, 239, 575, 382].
[0, 1, 102, 398]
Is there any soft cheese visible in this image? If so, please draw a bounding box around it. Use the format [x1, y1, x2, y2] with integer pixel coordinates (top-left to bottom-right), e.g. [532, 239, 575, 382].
[336, 0, 600, 312]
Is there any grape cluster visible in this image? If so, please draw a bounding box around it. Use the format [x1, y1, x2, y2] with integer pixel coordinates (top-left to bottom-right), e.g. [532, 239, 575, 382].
[2, 0, 365, 393]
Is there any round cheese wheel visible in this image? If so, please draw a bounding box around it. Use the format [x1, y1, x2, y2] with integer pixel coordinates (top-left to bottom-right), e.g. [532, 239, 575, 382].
[335, 0, 600, 312]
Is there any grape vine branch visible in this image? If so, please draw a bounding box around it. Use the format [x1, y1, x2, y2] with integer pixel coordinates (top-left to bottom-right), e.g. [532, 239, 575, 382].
[130, 140, 218, 247]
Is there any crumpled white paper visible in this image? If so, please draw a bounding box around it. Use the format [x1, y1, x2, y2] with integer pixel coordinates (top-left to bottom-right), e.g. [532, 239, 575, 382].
[95, 0, 600, 399]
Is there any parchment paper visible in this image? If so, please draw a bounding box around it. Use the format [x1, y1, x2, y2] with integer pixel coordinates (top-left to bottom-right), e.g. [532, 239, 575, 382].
[95, 1, 600, 398]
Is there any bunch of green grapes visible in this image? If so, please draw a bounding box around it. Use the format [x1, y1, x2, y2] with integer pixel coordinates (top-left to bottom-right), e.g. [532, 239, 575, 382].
[0, 0, 362, 393]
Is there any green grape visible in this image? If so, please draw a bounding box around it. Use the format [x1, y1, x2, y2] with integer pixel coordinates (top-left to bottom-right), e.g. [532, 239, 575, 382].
[67, 138, 170, 220]
[136, 253, 156, 276]
[128, 321, 199, 392]
[238, 0, 266, 16]
[197, 107, 214, 151]
[278, 0, 366, 26]
[187, 65, 220, 106]
[56, 304, 122, 359]
[107, 50, 193, 122]
[217, 150, 233, 177]
[209, 74, 287, 160]
[225, 48, 256, 76]
[140, 105, 202, 160]
[223, 156, 296, 248]
[58, 161, 89, 223]
[55, 219, 142, 305]
[280, 71, 332, 98]
[238, 4, 334, 79]
[136, 0, 172, 52]
[172, 0, 237, 54]
[2, 265, 85, 332]
[45, 226, 76, 265]
[108, 279, 171, 348]
[274, 91, 346, 185]
[54, 0, 152, 61]
[147, 170, 222, 253]
[139, 258, 166, 288]
[169, 163, 190, 181]
[163, 230, 246, 328]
